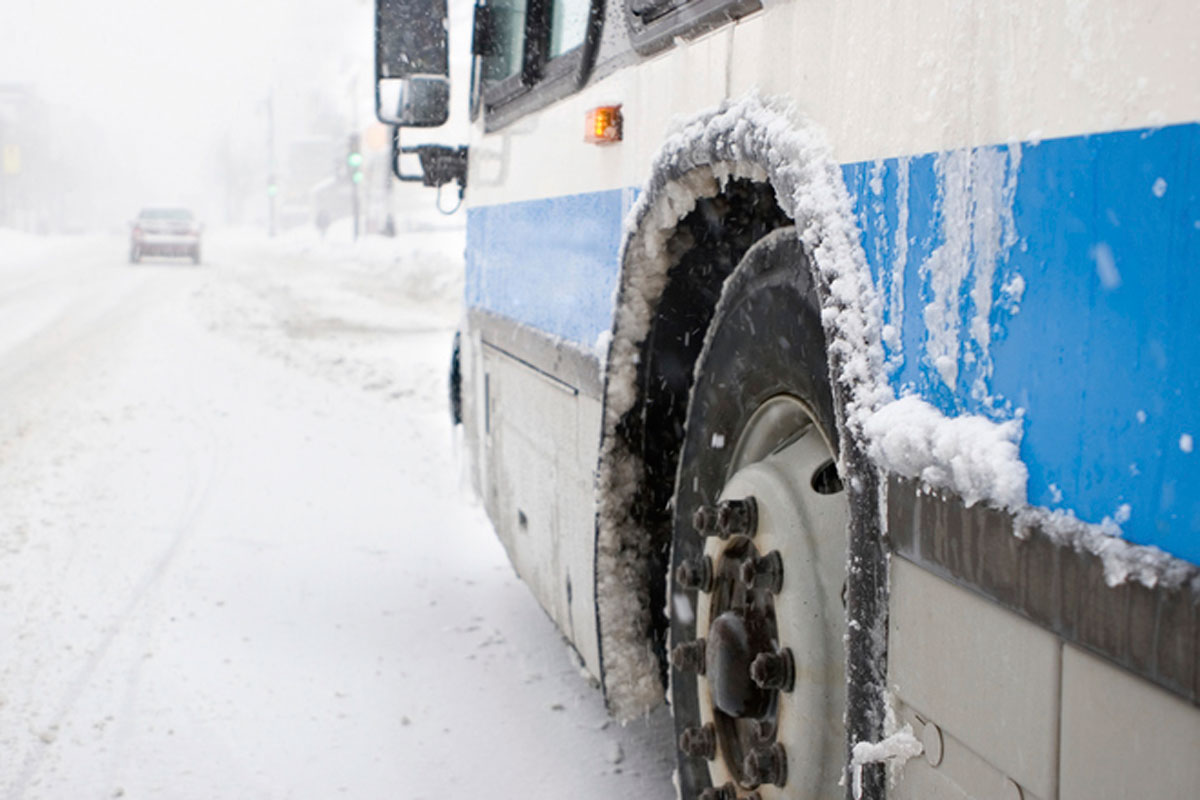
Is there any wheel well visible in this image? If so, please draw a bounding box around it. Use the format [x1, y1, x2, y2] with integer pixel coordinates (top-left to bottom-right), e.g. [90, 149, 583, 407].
[597, 99, 888, 790]
[619, 178, 791, 681]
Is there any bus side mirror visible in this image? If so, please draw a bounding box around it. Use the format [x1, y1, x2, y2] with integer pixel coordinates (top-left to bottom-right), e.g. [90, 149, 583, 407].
[375, 0, 450, 127]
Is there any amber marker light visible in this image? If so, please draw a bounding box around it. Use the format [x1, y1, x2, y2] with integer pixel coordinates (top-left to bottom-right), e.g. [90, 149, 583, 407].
[585, 105, 623, 144]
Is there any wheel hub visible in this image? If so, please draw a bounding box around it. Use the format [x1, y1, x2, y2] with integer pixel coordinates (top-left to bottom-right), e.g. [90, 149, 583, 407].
[707, 610, 773, 719]
[674, 396, 848, 797]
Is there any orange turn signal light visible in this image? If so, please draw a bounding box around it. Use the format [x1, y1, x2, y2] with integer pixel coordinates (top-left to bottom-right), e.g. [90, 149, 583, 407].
[585, 105, 623, 144]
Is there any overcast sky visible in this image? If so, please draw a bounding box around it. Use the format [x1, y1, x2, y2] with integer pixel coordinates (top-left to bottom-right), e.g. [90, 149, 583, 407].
[1, 0, 376, 226]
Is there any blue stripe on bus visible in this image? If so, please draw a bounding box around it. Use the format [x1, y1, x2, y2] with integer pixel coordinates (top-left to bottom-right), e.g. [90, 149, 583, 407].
[465, 123, 1200, 565]
[465, 188, 638, 348]
[846, 123, 1200, 563]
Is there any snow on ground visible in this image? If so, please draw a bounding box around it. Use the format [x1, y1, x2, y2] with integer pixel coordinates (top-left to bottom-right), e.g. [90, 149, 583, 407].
[0, 229, 76, 271]
[0, 228, 674, 799]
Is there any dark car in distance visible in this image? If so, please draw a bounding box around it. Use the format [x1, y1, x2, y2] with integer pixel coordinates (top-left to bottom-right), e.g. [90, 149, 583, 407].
[130, 208, 202, 264]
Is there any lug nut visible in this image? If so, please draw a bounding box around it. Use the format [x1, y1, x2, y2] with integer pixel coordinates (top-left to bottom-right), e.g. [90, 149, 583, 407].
[676, 555, 714, 592]
[692, 505, 718, 536]
[670, 639, 707, 674]
[698, 783, 737, 800]
[743, 742, 788, 787]
[679, 722, 717, 760]
[750, 648, 795, 692]
[716, 497, 757, 537]
[751, 718, 776, 743]
[739, 550, 783, 593]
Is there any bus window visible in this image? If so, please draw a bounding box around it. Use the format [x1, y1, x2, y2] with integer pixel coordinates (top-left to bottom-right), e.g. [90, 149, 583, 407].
[474, 0, 600, 127]
[549, 0, 589, 58]
[625, 0, 761, 55]
[482, 0, 527, 82]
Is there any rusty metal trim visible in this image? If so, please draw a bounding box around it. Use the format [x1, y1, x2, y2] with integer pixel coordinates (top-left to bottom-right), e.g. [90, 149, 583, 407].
[887, 475, 1200, 707]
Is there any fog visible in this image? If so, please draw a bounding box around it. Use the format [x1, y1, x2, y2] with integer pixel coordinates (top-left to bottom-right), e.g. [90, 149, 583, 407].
[0, 0, 381, 233]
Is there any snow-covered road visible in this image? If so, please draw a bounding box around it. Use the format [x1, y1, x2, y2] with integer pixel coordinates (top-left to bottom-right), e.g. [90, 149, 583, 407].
[0, 229, 674, 799]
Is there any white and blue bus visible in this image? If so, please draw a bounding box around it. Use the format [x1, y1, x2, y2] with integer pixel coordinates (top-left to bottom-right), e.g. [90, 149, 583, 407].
[375, 2, 1199, 798]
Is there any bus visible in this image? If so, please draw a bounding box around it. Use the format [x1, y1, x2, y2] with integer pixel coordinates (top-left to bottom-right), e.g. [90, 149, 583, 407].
[374, 2, 1200, 798]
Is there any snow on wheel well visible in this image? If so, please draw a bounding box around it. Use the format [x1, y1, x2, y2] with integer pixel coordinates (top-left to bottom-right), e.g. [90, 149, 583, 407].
[593, 94, 890, 722]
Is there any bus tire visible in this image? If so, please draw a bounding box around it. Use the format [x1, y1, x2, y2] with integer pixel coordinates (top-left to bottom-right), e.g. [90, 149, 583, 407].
[669, 227, 849, 799]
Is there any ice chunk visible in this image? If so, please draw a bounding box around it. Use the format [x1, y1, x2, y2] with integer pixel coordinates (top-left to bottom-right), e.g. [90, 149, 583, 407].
[849, 725, 923, 799]
[863, 395, 1027, 510]
[1091, 243, 1121, 290]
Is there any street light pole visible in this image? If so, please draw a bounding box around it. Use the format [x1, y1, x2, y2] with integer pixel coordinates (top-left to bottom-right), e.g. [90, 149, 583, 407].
[347, 133, 362, 242]
[267, 90, 277, 237]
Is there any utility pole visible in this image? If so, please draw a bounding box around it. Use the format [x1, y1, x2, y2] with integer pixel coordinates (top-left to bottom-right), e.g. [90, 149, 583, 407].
[347, 133, 362, 241]
[350, 74, 361, 239]
[0, 91, 22, 229]
[0, 127, 8, 229]
[266, 90, 277, 237]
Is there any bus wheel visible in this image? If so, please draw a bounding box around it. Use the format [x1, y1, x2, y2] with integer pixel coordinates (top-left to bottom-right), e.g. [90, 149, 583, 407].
[668, 228, 849, 799]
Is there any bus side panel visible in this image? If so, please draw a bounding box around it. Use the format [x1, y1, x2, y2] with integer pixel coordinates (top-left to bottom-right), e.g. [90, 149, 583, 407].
[462, 192, 633, 676]
[473, 342, 604, 675]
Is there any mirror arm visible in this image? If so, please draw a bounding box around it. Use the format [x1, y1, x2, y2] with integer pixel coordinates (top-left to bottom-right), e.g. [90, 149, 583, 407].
[391, 128, 469, 201]
[374, 79, 386, 126]
[391, 127, 426, 183]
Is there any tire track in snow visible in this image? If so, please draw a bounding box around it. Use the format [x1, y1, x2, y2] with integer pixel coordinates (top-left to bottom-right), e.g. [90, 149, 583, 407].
[3, 416, 225, 800]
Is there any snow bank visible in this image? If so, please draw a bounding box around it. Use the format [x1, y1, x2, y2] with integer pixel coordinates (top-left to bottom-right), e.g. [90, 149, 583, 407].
[0, 228, 66, 269]
[211, 226, 465, 317]
[191, 226, 465, 412]
[271, 228, 466, 312]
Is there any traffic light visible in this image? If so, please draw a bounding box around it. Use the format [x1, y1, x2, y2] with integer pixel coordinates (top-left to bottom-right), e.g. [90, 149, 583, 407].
[347, 135, 363, 183]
